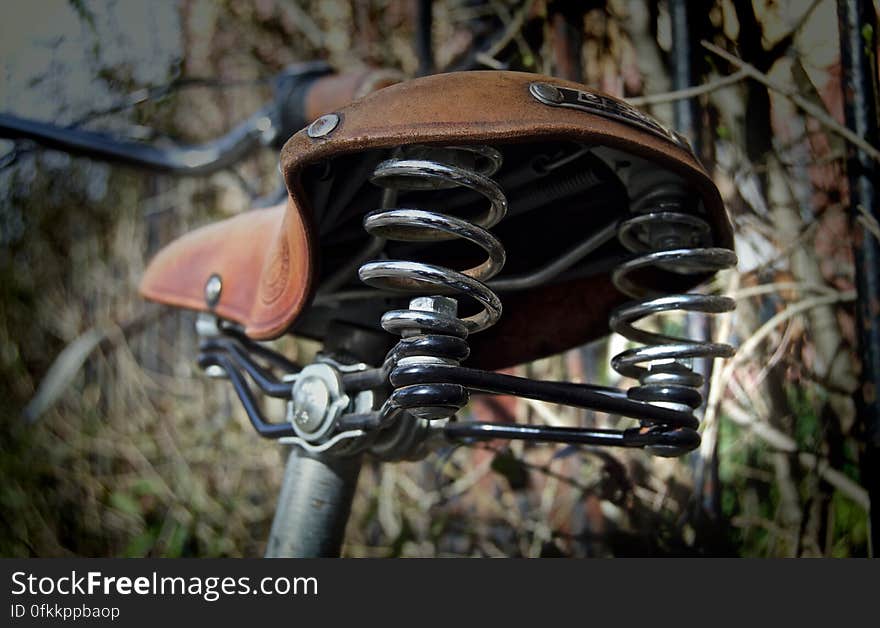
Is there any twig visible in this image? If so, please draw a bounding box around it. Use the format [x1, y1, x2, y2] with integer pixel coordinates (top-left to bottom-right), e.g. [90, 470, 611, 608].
[731, 281, 837, 300]
[713, 290, 857, 460]
[490, 0, 537, 66]
[725, 290, 856, 373]
[474, 444, 594, 493]
[478, 0, 535, 64]
[698, 270, 738, 488]
[752, 316, 796, 390]
[737, 218, 820, 273]
[701, 40, 880, 164]
[474, 53, 506, 70]
[522, 398, 571, 427]
[436, 456, 495, 505]
[23, 307, 165, 422]
[722, 401, 870, 510]
[731, 515, 789, 539]
[280, 2, 324, 49]
[627, 69, 748, 107]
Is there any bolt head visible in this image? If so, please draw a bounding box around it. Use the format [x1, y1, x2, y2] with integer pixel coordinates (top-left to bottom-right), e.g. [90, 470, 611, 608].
[307, 113, 339, 138]
[204, 274, 222, 307]
[529, 82, 562, 104]
[204, 365, 227, 379]
[292, 375, 330, 431]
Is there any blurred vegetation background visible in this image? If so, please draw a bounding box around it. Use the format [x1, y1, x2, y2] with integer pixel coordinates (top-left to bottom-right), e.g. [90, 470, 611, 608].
[0, 0, 873, 557]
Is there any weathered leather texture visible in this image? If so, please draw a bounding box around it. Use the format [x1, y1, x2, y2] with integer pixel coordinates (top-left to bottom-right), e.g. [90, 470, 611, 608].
[139, 198, 313, 338]
[140, 71, 733, 366]
[280, 71, 731, 248]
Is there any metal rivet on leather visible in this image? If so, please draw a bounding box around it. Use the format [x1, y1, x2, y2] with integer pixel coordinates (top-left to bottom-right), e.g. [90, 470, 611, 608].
[307, 113, 340, 138]
[204, 273, 222, 307]
[529, 82, 562, 104]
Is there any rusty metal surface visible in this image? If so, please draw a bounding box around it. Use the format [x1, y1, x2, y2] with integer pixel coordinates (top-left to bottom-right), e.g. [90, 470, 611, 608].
[837, 0, 880, 550]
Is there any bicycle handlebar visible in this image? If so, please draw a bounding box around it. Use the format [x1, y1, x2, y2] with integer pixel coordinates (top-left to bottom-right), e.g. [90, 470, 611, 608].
[0, 62, 399, 177]
[0, 105, 277, 176]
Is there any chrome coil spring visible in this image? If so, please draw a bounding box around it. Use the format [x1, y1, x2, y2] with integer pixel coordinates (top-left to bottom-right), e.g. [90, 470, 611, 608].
[610, 184, 737, 421]
[358, 145, 508, 419]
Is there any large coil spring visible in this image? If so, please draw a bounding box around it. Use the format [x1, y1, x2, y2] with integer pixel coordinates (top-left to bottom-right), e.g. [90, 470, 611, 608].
[609, 182, 737, 426]
[358, 145, 508, 419]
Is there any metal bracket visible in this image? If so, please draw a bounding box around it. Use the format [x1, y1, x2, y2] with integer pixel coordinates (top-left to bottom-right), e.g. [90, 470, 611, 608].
[283, 357, 375, 452]
[277, 429, 366, 453]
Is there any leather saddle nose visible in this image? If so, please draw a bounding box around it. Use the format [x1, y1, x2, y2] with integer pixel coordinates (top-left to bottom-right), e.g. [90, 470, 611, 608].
[139, 198, 313, 338]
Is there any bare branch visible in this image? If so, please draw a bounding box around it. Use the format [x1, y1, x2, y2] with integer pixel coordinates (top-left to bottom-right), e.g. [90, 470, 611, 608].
[628, 69, 748, 107]
[702, 40, 880, 163]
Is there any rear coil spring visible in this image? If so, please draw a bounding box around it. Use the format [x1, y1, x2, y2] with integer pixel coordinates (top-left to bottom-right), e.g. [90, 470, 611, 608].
[610, 184, 736, 452]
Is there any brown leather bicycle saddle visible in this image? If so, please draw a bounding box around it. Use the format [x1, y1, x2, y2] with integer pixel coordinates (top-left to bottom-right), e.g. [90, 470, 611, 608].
[140, 71, 732, 369]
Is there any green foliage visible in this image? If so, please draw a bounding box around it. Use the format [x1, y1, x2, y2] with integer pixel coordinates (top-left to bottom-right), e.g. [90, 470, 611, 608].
[784, 382, 822, 450]
[829, 491, 868, 558]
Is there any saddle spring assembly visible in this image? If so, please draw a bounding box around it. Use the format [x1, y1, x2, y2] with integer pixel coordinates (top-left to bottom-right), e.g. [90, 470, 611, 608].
[194, 143, 736, 459]
[358, 144, 737, 457]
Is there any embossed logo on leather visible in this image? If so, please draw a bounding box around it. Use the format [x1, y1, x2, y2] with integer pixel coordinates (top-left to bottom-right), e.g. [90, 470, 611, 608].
[261, 237, 290, 305]
[529, 82, 692, 153]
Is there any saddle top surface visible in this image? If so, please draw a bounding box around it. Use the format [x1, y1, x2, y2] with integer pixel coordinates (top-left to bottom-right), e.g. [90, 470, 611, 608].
[140, 70, 732, 369]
